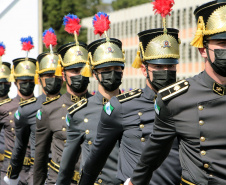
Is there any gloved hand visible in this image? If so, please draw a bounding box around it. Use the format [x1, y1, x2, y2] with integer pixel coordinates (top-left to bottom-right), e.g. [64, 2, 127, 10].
[4, 176, 20, 185]
[124, 178, 131, 185]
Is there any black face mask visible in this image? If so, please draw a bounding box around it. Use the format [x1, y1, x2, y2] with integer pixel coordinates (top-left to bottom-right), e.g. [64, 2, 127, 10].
[19, 82, 35, 96]
[149, 70, 176, 91]
[43, 77, 62, 95]
[207, 49, 226, 77]
[69, 75, 89, 93]
[0, 83, 10, 97]
[99, 71, 122, 92]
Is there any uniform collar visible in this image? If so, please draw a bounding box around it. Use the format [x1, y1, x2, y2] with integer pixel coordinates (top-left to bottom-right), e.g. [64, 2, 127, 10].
[202, 70, 226, 95]
[143, 85, 156, 101]
[95, 91, 109, 105]
[66, 91, 90, 103]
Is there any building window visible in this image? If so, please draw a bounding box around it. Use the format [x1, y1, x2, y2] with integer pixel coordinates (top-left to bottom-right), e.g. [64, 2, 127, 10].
[140, 18, 143, 31]
[121, 22, 124, 36]
[149, 16, 152, 28]
[189, 7, 193, 26]
[171, 11, 174, 27]
[130, 20, 133, 35]
[144, 17, 147, 30]
[135, 19, 138, 34]
[183, 9, 186, 27]
[177, 10, 180, 28]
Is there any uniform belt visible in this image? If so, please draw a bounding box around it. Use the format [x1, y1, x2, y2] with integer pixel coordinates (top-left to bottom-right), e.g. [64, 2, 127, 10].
[49, 160, 80, 183]
[4, 150, 31, 166]
[0, 153, 4, 161]
[4, 150, 12, 159]
[94, 183, 123, 185]
[181, 177, 196, 185]
[30, 157, 34, 165]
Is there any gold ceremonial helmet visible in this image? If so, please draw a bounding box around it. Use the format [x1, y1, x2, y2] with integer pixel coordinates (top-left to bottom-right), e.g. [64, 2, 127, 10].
[57, 42, 88, 70]
[81, 38, 125, 77]
[191, 0, 226, 48]
[0, 62, 11, 82]
[12, 58, 36, 81]
[37, 52, 59, 74]
[134, 28, 180, 67]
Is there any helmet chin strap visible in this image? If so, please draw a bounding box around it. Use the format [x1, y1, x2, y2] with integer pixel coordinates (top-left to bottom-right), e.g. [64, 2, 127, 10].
[145, 63, 157, 91]
[204, 44, 214, 67]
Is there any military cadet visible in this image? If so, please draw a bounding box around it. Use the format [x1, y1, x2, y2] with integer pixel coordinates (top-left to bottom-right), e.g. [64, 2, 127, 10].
[124, 0, 226, 185]
[78, 5, 182, 185]
[0, 61, 33, 185]
[56, 12, 124, 185]
[3, 54, 47, 185]
[33, 40, 91, 184]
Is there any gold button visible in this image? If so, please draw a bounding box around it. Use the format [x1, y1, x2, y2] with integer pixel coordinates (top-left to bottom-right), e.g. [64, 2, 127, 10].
[84, 118, 88, 123]
[85, 130, 89, 134]
[198, 105, 204, 111]
[138, 112, 143, 116]
[62, 128, 66, 131]
[141, 137, 145, 142]
[62, 104, 66, 108]
[88, 141, 92, 145]
[140, 124, 144, 129]
[11, 128, 14, 131]
[99, 171, 102, 175]
[62, 116, 65, 120]
[9, 112, 12, 115]
[200, 137, 206, 142]
[201, 150, 206, 156]
[209, 174, 213, 177]
[98, 179, 102, 184]
[199, 120, 204, 126]
[10, 120, 13, 123]
[64, 140, 66, 143]
[204, 163, 209, 168]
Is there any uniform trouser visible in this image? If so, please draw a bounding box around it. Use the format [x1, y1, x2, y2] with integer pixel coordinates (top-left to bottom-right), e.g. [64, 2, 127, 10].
[25, 165, 33, 185]
[0, 158, 30, 185]
[46, 168, 77, 185]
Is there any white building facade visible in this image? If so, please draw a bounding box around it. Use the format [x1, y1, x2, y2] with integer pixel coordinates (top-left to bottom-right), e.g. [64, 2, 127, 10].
[0, 0, 42, 97]
[82, 0, 210, 92]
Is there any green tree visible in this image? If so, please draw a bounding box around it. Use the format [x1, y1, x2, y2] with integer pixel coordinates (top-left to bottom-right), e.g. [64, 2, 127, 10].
[43, 0, 100, 51]
[112, 0, 151, 10]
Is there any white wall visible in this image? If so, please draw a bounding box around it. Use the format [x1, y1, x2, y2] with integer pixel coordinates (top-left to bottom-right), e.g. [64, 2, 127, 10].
[0, 0, 40, 98]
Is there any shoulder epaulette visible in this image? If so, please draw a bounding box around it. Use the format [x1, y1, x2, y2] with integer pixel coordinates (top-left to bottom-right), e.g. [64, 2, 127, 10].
[0, 98, 12, 106]
[158, 80, 189, 101]
[42, 95, 61, 105]
[67, 98, 88, 115]
[19, 97, 37, 107]
[117, 89, 142, 103]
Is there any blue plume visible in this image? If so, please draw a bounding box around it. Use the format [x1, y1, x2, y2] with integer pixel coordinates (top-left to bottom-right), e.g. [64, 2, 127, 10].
[0, 42, 5, 49]
[20, 36, 33, 44]
[92, 12, 109, 25]
[43, 28, 55, 37]
[63, 13, 78, 25]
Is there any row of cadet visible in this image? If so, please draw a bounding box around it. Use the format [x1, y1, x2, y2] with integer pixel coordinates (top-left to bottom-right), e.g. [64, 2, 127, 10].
[1, 0, 226, 185]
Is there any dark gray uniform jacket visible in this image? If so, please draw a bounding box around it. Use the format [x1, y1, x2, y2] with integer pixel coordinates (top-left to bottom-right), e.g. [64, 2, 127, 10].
[56, 91, 120, 185]
[79, 86, 181, 185]
[7, 94, 46, 179]
[34, 92, 91, 185]
[131, 71, 226, 185]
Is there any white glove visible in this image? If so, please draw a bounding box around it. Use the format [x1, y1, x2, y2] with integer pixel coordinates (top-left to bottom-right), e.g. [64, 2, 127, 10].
[4, 176, 20, 185]
[124, 178, 131, 185]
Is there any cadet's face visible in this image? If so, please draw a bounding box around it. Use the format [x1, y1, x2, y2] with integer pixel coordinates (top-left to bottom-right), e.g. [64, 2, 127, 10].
[205, 40, 226, 62]
[94, 66, 123, 81]
[63, 68, 82, 85]
[141, 63, 176, 81]
[16, 79, 34, 89]
[39, 73, 62, 87]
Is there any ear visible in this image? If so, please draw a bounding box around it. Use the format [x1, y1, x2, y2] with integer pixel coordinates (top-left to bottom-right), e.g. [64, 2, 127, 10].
[93, 70, 97, 80]
[62, 71, 66, 82]
[141, 64, 147, 78]
[198, 48, 208, 58]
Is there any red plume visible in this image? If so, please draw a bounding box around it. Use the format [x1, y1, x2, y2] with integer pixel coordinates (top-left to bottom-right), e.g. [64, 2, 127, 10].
[152, 0, 175, 18]
[93, 12, 111, 36]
